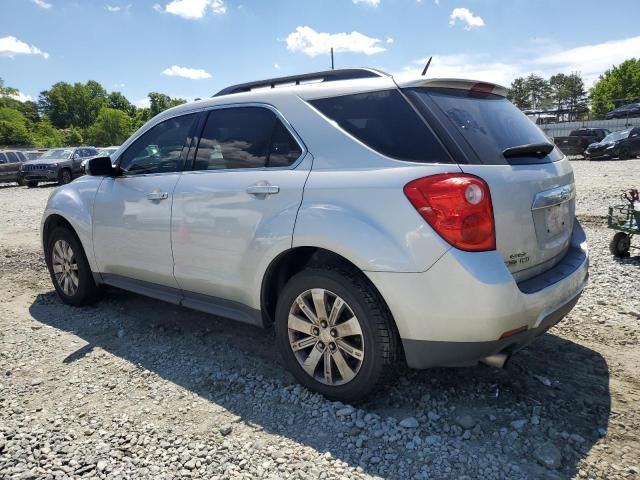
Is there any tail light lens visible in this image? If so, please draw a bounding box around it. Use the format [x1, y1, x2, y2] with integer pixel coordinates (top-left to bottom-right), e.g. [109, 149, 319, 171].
[404, 174, 496, 251]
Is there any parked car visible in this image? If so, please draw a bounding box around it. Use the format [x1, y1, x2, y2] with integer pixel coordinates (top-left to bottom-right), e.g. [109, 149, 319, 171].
[80, 146, 120, 173]
[553, 128, 610, 156]
[584, 128, 640, 160]
[41, 68, 589, 401]
[19, 146, 99, 187]
[605, 103, 640, 120]
[0, 149, 27, 184]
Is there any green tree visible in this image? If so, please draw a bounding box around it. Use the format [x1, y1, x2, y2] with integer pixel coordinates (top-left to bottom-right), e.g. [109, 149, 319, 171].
[107, 91, 136, 117]
[0, 78, 18, 97]
[30, 121, 63, 148]
[0, 108, 31, 146]
[87, 107, 133, 146]
[590, 58, 640, 117]
[549, 73, 569, 111]
[62, 126, 83, 146]
[508, 77, 531, 109]
[39, 80, 108, 129]
[148, 92, 187, 118]
[524, 74, 552, 110]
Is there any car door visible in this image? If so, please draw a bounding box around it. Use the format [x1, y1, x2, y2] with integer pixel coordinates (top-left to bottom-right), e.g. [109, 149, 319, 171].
[0, 153, 9, 182]
[630, 128, 640, 155]
[4, 152, 22, 182]
[92, 112, 198, 295]
[171, 105, 311, 315]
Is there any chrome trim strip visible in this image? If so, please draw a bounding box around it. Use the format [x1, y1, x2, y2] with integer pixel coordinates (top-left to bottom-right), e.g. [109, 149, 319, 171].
[531, 184, 575, 210]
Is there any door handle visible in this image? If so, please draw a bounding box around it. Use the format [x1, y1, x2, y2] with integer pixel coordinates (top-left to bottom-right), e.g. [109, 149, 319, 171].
[246, 184, 280, 195]
[146, 191, 169, 201]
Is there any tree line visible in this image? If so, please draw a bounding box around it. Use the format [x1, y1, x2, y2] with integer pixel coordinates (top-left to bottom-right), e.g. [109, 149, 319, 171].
[507, 58, 640, 120]
[0, 78, 188, 148]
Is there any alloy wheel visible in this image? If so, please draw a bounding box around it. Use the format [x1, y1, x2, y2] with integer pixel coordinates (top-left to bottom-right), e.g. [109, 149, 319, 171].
[287, 288, 364, 386]
[52, 239, 79, 296]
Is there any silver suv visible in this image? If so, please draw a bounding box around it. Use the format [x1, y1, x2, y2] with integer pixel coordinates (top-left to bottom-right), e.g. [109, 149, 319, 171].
[41, 69, 589, 402]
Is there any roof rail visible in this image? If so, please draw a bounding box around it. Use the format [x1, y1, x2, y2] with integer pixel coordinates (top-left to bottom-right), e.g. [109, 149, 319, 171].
[213, 68, 389, 97]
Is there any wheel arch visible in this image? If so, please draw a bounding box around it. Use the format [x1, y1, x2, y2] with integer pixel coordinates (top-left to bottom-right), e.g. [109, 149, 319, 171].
[260, 246, 403, 358]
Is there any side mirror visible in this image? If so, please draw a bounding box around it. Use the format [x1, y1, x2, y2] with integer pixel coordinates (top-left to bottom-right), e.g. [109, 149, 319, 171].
[86, 156, 115, 176]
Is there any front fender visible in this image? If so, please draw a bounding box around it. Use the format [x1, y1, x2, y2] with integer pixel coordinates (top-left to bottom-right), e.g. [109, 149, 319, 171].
[41, 177, 103, 272]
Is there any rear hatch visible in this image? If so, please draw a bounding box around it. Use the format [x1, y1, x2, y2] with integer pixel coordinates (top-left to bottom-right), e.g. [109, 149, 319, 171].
[402, 82, 575, 282]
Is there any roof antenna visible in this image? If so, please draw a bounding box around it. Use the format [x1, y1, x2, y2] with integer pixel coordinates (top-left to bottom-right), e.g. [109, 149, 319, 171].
[421, 56, 432, 76]
[331, 47, 335, 70]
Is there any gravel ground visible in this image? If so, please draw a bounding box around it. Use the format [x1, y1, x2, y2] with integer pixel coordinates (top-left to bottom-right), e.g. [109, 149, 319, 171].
[0, 161, 639, 480]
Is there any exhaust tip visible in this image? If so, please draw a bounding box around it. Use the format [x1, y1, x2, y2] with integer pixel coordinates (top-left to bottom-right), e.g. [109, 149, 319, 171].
[480, 353, 509, 369]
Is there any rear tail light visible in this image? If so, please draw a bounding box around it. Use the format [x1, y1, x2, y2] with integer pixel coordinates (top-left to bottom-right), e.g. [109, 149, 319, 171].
[404, 174, 496, 251]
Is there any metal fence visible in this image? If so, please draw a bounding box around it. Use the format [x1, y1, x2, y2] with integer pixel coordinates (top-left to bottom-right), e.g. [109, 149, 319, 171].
[537, 117, 640, 139]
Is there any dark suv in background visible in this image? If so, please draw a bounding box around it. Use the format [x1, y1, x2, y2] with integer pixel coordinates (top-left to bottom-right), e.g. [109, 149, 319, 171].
[19, 147, 98, 187]
[0, 150, 27, 184]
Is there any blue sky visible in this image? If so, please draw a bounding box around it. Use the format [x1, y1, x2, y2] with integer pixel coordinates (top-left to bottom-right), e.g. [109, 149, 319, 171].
[1, 0, 640, 107]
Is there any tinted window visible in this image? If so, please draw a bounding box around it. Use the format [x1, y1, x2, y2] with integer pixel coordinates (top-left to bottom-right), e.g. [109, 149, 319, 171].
[409, 88, 563, 165]
[195, 107, 299, 170]
[310, 90, 450, 163]
[120, 114, 197, 175]
[0, 153, 7, 163]
[267, 119, 302, 167]
[6, 152, 19, 163]
[15, 151, 26, 161]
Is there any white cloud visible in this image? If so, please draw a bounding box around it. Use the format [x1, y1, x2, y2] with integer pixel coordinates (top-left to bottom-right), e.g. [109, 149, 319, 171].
[134, 97, 151, 109]
[32, 0, 52, 9]
[162, 65, 212, 79]
[285, 26, 386, 57]
[106, 5, 121, 12]
[2, 91, 33, 103]
[386, 37, 394, 44]
[0, 36, 49, 59]
[352, 0, 380, 6]
[397, 35, 640, 89]
[274, 63, 280, 70]
[155, 0, 226, 19]
[449, 7, 485, 30]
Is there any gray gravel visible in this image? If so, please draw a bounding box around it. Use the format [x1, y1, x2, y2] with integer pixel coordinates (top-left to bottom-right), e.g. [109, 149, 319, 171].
[1, 162, 639, 480]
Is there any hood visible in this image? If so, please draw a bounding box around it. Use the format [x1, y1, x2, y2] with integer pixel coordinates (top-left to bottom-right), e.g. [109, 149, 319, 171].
[23, 157, 69, 165]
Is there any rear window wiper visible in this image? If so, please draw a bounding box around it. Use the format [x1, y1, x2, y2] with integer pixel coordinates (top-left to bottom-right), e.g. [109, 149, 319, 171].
[502, 142, 554, 158]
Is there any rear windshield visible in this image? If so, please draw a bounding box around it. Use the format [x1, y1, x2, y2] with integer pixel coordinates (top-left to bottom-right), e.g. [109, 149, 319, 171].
[407, 88, 563, 165]
[310, 90, 451, 163]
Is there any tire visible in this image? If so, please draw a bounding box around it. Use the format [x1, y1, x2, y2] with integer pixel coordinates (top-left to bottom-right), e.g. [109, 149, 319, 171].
[609, 232, 630, 257]
[275, 265, 397, 403]
[619, 149, 630, 160]
[59, 168, 72, 185]
[45, 227, 101, 306]
[26, 181, 38, 188]
[16, 177, 24, 186]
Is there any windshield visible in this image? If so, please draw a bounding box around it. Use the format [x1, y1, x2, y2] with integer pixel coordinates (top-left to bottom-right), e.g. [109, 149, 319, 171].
[602, 130, 630, 143]
[97, 148, 117, 157]
[40, 149, 73, 160]
[407, 87, 562, 165]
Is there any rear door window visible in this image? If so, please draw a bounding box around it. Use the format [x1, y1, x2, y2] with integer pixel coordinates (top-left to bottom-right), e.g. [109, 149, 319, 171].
[407, 88, 563, 165]
[310, 90, 451, 163]
[194, 107, 302, 170]
[6, 152, 19, 163]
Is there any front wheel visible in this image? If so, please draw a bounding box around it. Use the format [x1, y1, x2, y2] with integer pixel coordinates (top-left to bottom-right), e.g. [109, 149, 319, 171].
[59, 168, 72, 185]
[26, 181, 38, 188]
[275, 266, 397, 403]
[610, 232, 631, 257]
[46, 227, 101, 306]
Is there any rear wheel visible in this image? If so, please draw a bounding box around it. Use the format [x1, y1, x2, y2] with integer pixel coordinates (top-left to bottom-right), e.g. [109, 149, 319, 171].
[46, 227, 101, 306]
[610, 232, 630, 257]
[59, 168, 72, 185]
[26, 181, 38, 188]
[275, 266, 397, 403]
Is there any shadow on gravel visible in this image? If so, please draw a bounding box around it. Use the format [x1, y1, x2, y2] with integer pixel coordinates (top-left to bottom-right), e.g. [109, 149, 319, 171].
[29, 290, 611, 479]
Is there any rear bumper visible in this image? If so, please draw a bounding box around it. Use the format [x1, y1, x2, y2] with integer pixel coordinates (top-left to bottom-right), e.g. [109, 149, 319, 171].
[365, 220, 589, 369]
